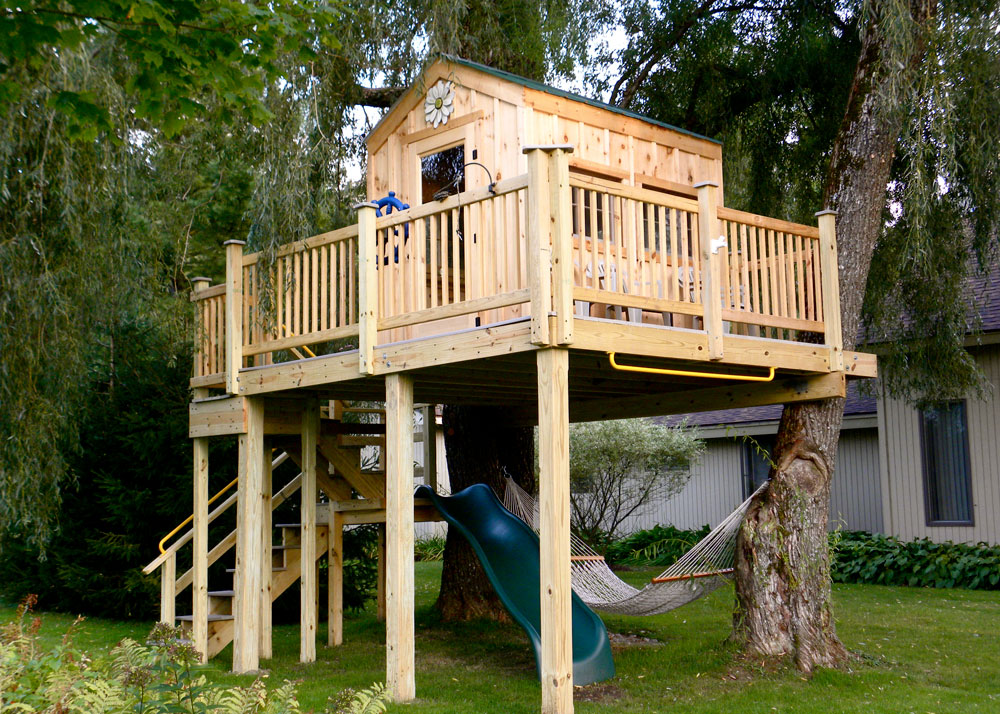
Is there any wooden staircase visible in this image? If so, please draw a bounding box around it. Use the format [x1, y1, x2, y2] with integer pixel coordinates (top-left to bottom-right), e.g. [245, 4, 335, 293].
[176, 522, 331, 659]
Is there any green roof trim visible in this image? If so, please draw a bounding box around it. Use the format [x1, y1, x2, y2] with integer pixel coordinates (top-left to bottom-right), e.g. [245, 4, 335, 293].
[440, 54, 722, 146]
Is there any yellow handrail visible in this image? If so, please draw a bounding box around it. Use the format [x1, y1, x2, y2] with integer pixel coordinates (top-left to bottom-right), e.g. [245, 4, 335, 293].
[158, 476, 239, 554]
[607, 352, 776, 382]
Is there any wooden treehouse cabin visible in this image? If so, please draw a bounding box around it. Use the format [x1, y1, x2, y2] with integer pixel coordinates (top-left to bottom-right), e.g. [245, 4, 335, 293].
[145, 56, 876, 714]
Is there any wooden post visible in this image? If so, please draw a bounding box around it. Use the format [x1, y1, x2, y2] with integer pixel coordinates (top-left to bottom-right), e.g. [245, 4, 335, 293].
[695, 182, 724, 360]
[300, 399, 319, 663]
[536, 348, 573, 714]
[233, 397, 264, 673]
[376, 524, 387, 621]
[224, 240, 245, 394]
[328, 510, 344, 647]
[547, 147, 575, 345]
[421, 405, 438, 492]
[815, 210, 844, 371]
[524, 147, 552, 345]
[260, 438, 273, 660]
[160, 552, 176, 625]
[357, 202, 379, 375]
[385, 374, 415, 702]
[192, 434, 209, 662]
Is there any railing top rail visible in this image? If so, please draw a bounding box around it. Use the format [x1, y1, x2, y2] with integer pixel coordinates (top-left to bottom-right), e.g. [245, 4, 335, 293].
[242, 223, 361, 267]
[568, 173, 700, 214]
[717, 206, 819, 239]
[375, 173, 529, 231]
[190, 284, 226, 302]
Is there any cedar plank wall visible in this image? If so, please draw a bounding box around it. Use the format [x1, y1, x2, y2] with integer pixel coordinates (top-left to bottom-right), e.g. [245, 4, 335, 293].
[366, 61, 723, 215]
[879, 344, 1000, 544]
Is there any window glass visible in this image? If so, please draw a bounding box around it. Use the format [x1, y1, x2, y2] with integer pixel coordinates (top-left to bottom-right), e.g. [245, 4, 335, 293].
[741, 435, 775, 499]
[421, 145, 465, 203]
[921, 401, 973, 524]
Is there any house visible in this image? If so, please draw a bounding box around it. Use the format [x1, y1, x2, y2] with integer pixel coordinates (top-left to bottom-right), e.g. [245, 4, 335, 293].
[642, 262, 1000, 545]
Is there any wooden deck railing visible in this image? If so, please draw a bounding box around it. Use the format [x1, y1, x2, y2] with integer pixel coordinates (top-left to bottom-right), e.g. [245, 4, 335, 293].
[191, 146, 843, 391]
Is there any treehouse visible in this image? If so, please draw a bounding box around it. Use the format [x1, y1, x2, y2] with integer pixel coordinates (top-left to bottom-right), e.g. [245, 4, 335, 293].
[146, 56, 876, 714]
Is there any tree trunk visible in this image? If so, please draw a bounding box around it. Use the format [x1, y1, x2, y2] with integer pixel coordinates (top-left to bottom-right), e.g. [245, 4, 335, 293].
[733, 1, 933, 671]
[435, 405, 535, 621]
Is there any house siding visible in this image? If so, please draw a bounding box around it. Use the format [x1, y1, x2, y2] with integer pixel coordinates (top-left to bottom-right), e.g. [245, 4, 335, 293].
[880, 343, 1000, 544]
[616, 426, 881, 535]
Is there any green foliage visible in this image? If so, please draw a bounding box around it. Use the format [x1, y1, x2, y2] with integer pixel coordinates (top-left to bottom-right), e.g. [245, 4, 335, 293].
[605, 524, 712, 567]
[414, 535, 447, 562]
[567, 418, 704, 541]
[0, 598, 388, 713]
[831, 530, 1000, 590]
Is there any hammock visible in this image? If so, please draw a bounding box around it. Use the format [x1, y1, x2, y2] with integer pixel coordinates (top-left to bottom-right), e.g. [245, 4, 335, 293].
[502, 477, 763, 616]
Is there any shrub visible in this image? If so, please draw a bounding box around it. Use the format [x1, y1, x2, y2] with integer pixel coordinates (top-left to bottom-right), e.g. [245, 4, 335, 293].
[0, 596, 388, 713]
[605, 524, 712, 566]
[831, 530, 1000, 590]
[568, 418, 704, 542]
[414, 534, 446, 561]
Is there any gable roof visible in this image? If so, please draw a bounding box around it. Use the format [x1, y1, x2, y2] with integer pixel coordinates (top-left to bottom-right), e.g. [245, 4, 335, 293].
[440, 55, 722, 146]
[364, 54, 721, 150]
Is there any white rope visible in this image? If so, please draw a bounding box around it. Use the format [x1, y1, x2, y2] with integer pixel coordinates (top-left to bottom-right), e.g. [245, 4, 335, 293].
[503, 477, 764, 616]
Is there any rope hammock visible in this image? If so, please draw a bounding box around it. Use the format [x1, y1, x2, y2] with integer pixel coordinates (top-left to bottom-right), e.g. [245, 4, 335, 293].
[502, 477, 765, 616]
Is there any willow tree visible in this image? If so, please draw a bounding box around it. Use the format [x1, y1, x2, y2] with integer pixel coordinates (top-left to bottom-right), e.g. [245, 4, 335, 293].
[607, 0, 999, 669]
[0, 0, 345, 551]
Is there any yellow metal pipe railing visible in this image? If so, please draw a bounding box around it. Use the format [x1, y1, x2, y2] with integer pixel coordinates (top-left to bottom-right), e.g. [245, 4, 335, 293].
[607, 352, 776, 382]
[158, 476, 239, 554]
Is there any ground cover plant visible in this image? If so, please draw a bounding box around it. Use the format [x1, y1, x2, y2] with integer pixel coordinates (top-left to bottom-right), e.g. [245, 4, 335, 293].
[5, 562, 999, 713]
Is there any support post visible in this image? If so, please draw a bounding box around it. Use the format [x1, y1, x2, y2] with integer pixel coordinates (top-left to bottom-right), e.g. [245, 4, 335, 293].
[160, 552, 176, 625]
[421, 405, 438, 492]
[815, 210, 844, 371]
[385, 374, 415, 702]
[547, 147, 575, 345]
[224, 240, 245, 394]
[377, 524, 387, 621]
[328, 511, 344, 647]
[357, 202, 379, 375]
[300, 399, 319, 663]
[233, 397, 264, 673]
[694, 182, 724, 360]
[192, 278, 211, 378]
[524, 148, 552, 345]
[536, 348, 573, 714]
[260, 437, 273, 659]
[192, 435, 209, 662]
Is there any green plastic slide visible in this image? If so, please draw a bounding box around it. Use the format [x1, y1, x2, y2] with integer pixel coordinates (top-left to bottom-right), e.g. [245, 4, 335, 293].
[416, 483, 615, 686]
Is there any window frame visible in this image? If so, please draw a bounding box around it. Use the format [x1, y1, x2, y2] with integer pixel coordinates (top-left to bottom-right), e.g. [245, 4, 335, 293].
[919, 400, 975, 527]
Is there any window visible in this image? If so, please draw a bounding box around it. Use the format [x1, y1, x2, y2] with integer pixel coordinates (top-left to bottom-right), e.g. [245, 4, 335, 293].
[421, 144, 465, 203]
[741, 435, 775, 499]
[921, 401, 974, 525]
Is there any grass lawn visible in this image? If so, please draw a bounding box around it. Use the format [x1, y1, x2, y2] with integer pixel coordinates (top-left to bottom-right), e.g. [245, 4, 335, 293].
[4, 562, 999, 713]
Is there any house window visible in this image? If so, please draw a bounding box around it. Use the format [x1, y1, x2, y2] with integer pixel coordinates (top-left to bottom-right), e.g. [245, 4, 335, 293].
[741, 435, 775, 499]
[921, 401, 974, 525]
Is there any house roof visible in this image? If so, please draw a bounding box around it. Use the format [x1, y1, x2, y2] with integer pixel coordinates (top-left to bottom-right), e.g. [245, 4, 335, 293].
[439, 55, 722, 147]
[965, 257, 1000, 334]
[655, 381, 877, 429]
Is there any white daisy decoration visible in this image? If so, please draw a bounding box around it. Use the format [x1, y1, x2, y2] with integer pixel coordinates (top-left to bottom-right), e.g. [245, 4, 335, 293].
[424, 81, 455, 129]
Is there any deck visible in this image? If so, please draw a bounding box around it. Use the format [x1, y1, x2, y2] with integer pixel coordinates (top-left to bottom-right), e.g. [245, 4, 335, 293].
[190, 147, 873, 416]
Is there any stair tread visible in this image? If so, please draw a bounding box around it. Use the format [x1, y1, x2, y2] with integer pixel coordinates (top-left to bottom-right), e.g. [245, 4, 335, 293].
[226, 567, 287, 573]
[176, 614, 233, 622]
[208, 590, 235, 597]
[275, 523, 331, 529]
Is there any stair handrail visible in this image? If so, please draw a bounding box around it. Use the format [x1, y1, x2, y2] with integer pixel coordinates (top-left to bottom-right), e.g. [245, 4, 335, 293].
[173, 471, 303, 594]
[144, 451, 290, 572]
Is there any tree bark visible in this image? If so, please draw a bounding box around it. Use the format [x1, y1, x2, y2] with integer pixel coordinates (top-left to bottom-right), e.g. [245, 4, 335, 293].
[435, 405, 535, 621]
[733, 1, 933, 672]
